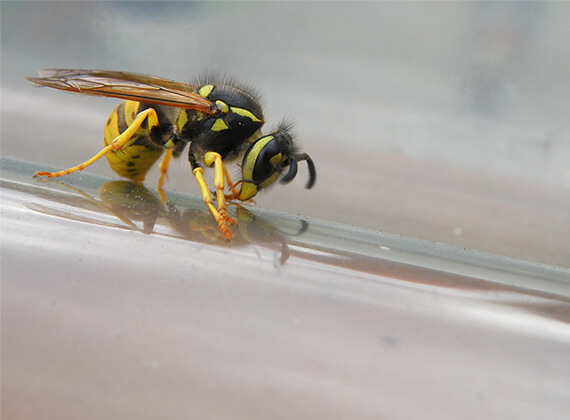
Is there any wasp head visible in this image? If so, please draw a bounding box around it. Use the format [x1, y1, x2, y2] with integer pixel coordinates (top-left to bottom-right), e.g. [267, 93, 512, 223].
[238, 122, 316, 200]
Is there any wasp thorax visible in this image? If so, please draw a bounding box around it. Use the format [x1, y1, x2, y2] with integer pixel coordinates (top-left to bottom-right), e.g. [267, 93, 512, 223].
[195, 83, 265, 159]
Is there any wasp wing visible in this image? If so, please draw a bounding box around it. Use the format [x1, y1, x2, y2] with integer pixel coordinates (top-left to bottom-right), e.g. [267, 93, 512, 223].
[36, 69, 199, 92]
[27, 69, 216, 114]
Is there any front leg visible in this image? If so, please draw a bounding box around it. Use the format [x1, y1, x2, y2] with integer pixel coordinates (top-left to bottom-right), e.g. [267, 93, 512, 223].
[204, 151, 236, 227]
[222, 166, 243, 202]
[192, 166, 232, 240]
[189, 147, 234, 240]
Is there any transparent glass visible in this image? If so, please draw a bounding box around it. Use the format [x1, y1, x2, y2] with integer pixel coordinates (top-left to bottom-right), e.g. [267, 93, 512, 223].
[2, 2, 569, 418]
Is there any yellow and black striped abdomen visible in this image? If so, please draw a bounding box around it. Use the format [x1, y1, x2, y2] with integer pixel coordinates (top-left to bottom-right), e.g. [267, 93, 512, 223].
[103, 100, 165, 181]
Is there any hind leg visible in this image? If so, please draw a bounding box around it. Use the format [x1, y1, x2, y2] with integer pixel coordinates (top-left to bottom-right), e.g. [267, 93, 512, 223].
[34, 108, 161, 179]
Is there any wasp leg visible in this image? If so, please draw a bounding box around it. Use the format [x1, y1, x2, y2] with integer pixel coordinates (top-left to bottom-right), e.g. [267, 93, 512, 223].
[193, 167, 233, 240]
[156, 148, 174, 202]
[34, 108, 160, 179]
[157, 149, 173, 189]
[222, 164, 242, 201]
[204, 152, 237, 227]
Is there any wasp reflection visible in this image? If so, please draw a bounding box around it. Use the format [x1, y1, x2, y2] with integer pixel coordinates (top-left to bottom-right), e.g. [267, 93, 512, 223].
[36, 179, 309, 265]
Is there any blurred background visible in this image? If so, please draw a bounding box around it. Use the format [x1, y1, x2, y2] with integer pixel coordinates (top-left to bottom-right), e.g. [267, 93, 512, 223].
[2, 1, 569, 266]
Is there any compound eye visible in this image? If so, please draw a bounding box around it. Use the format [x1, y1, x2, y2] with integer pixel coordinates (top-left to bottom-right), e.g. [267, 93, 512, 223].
[253, 138, 281, 183]
[242, 136, 283, 185]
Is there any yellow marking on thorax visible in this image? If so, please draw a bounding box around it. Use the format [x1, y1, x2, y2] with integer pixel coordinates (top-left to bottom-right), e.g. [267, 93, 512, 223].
[230, 107, 262, 122]
[211, 118, 229, 131]
[176, 109, 189, 132]
[198, 84, 214, 98]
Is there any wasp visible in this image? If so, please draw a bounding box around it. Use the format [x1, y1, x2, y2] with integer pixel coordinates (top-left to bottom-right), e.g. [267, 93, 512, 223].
[27, 69, 316, 239]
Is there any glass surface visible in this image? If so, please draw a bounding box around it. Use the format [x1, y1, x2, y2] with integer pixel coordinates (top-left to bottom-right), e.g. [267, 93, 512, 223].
[2, 2, 570, 418]
[2, 157, 570, 419]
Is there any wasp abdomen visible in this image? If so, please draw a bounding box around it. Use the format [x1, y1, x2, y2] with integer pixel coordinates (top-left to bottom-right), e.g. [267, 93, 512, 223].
[103, 101, 165, 181]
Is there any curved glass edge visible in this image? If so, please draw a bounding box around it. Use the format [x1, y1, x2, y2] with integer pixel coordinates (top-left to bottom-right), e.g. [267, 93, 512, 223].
[2, 156, 569, 300]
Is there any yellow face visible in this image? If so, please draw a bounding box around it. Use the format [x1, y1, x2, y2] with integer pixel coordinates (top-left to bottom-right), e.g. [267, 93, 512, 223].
[238, 182, 258, 201]
[238, 134, 288, 200]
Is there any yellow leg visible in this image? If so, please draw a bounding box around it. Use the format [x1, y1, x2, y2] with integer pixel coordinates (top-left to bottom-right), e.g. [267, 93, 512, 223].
[218, 165, 252, 203]
[222, 164, 241, 200]
[156, 148, 174, 202]
[193, 167, 232, 240]
[34, 108, 159, 179]
[157, 149, 173, 190]
[204, 152, 236, 226]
